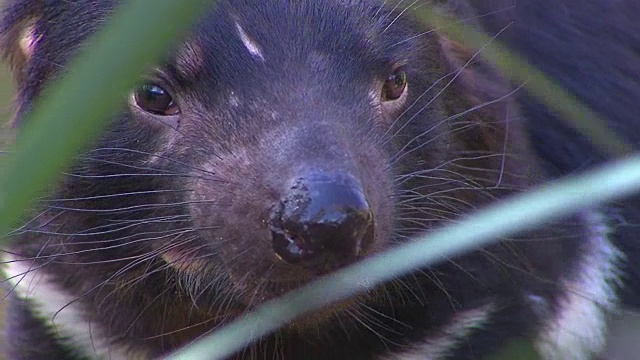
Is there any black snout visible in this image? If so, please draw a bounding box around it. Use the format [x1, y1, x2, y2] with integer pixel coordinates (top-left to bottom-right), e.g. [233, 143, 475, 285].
[270, 172, 374, 266]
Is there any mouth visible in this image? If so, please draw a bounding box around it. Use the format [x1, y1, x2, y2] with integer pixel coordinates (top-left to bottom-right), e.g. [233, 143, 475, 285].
[160, 242, 378, 328]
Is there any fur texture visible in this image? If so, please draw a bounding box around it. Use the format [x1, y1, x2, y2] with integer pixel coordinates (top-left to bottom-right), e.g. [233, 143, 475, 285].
[0, 1, 637, 359]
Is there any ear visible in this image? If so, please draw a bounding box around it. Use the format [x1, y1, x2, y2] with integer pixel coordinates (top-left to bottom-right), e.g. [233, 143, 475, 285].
[437, 34, 515, 120]
[2, 17, 38, 73]
[434, 18, 536, 186]
[1, 1, 46, 127]
[431, 0, 521, 133]
[1, 0, 43, 81]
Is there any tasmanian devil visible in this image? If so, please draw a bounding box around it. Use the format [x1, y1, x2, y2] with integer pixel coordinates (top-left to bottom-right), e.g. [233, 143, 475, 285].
[1, 0, 638, 359]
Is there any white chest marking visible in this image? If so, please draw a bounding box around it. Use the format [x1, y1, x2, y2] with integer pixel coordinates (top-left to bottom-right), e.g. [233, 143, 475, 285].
[377, 303, 495, 360]
[534, 211, 623, 360]
[4, 254, 137, 360]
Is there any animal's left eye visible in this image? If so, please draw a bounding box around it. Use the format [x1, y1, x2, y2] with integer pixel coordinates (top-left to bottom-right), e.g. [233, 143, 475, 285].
[381, 69, 407, 101]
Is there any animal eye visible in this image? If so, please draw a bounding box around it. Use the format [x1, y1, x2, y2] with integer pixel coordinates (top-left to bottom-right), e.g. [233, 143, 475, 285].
[381, 69, 407, 101]
[133, 84, 180, 115]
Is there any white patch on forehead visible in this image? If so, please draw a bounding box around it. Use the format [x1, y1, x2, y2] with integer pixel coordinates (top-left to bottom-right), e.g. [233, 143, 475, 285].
[235, 21, 265, 61]
[3, 254, 138, 360]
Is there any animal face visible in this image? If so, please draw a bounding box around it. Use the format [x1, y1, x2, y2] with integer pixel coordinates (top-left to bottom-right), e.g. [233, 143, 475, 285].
[1, 1, 633, 359]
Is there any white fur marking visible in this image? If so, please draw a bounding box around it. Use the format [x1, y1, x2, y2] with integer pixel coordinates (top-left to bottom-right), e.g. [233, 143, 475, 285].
[235, 22, 265, 61]
[4, 254, 134, 360]
[378, 303, 494, 360]
[535, 210, 623, 360]
[228, 91, 241, 108]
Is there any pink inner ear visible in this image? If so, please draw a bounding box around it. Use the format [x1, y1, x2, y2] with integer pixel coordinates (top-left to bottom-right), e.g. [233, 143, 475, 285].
[18, 24, 39, 59]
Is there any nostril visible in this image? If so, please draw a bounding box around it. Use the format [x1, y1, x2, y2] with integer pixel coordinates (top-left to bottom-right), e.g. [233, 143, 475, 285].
[270, 172, 374, 266]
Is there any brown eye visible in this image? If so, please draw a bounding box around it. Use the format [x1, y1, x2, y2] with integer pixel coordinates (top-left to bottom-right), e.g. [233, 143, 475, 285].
[381, 69, 407, 101]
[133, 84, 180, 115]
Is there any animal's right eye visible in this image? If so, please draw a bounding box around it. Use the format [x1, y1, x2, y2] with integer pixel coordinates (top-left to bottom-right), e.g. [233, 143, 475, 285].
[133, 84, 181, 116]
[381, 68, 407, 101]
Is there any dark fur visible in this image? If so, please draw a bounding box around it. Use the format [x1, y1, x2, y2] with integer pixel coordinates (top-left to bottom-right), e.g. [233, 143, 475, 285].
[466, 0, 640, 307]
[0, 0, 637, 359]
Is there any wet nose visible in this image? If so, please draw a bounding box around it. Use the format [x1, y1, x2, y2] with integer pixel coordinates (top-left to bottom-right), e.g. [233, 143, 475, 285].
[269, 172, 374, 266]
